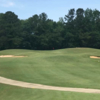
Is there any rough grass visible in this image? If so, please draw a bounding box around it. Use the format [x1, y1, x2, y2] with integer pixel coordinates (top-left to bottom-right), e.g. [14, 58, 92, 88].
[0, 83, 100, 100]
[0, 48, 100, 89]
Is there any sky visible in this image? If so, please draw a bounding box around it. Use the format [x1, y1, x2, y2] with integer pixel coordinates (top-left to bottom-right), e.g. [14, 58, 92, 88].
[0, 0, 100, 21]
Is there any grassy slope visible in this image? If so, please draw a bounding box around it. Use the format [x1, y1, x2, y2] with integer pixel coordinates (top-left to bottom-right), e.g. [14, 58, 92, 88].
[0, 48, 100, 89]
[0, 83, 100, 100]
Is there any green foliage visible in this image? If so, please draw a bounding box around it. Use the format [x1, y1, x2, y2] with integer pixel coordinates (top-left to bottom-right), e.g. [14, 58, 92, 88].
[0, 8, 100, 50]
[0, 11, 21, 50]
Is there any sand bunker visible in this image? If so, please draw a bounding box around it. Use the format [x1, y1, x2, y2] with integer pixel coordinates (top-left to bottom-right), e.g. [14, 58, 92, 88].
[0, 55, 26, 58]
[90, 56, 100, 59]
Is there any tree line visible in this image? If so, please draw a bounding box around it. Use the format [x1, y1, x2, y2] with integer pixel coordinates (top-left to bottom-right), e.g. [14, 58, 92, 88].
[0, 8, 100, 50]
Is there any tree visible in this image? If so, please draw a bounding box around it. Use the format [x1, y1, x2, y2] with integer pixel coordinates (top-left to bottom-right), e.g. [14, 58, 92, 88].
[64, 9, 76, 34]
[65, 8, 75, 22]
[75, 8, 85, 32]
[0, 11, 22, 49]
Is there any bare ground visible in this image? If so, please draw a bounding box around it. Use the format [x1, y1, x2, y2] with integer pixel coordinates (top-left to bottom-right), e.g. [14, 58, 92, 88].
[0, 76, 100, 93]
[90, 56, 100, 59]
[0, 55, 26, 58]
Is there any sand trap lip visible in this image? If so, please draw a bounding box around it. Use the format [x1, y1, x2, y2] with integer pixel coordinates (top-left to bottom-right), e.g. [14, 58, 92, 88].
[0, 55, 27, 58]
[90, 56, 100, 59]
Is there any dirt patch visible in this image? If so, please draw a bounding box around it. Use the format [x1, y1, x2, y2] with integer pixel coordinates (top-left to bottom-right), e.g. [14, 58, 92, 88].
[90, 56, 100, 59]
[0, 55, 27, 58]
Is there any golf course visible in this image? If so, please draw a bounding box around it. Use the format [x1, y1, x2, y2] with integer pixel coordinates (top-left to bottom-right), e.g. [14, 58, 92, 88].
[0, 48, 100, 100]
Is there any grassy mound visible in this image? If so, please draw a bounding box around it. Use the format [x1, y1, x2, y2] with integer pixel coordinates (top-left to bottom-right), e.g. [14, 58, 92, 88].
[0, 48, 100, 89]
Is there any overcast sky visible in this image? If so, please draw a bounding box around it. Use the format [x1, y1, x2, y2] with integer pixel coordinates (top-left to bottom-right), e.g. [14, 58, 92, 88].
[0, 0, 100, 21]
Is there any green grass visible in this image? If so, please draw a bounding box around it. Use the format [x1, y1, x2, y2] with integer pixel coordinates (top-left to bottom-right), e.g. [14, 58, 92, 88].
[0, 83, 100, 100]
[0, 48, 100, 89]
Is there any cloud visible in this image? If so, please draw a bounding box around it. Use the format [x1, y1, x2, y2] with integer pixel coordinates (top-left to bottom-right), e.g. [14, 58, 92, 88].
[0, 0, 15, 7]
[3, 2, 15, 7]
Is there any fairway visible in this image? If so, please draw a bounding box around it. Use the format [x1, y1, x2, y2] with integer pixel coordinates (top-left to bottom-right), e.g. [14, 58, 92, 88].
[0, 48, 100, 89]
[1, 83, 100, 100]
